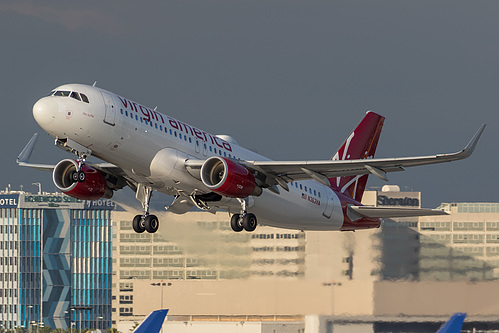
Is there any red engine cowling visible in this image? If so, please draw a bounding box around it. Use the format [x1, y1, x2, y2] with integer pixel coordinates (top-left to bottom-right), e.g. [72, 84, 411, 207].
[200, 157, 262, 198]
[52, 159, 112, 200]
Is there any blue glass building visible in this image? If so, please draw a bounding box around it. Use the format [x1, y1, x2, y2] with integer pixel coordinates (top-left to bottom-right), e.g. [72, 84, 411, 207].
[0, 192, 113, 330]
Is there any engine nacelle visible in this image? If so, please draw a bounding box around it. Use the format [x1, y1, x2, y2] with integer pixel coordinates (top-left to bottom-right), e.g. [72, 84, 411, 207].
[200, 157, 262, 198]
[53, 159, 112, 200]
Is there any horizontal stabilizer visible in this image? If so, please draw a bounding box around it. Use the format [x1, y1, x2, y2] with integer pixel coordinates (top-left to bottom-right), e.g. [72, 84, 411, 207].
[134, 309, 169, 333]
[349, 205, 448, 219]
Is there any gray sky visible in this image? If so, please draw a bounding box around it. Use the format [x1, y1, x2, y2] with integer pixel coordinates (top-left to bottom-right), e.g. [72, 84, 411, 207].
[0, 0, 496, 207]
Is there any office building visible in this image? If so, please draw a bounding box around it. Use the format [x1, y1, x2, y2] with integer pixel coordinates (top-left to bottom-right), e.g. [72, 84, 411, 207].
[0, 190, 113, 331]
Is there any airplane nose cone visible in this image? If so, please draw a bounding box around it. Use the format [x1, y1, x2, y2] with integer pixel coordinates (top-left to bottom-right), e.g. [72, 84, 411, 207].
[33, 97, 58, 129]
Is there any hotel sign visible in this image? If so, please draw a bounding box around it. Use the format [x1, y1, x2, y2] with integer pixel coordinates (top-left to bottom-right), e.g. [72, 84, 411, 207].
[0, 194, 115, 210]
[377, 192, 420, 208]
[0, 195, 19, 208]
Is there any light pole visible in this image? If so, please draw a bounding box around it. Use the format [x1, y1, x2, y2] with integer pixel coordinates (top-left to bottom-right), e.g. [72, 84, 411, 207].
[95, 316, 103, 331]
[27, 306, 33, 333]
[70, 308, 75, 333]
[150, 281, 171, 333]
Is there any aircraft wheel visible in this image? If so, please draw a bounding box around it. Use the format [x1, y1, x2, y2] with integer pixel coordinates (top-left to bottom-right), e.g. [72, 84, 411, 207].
[145, 215, 159, 233]
[242, 213, 257, 232]
[230, 214, 243, 232]
[132, 215, 145, 233]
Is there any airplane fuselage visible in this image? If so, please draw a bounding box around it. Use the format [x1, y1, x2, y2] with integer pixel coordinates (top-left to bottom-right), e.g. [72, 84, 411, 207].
[32, 83, 379, 231]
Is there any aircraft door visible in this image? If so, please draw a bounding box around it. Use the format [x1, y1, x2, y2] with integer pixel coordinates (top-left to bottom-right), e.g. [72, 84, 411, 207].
[322, 188, 343, 222]
[323, 189, 334, 218]
[101, 92, 116, 126]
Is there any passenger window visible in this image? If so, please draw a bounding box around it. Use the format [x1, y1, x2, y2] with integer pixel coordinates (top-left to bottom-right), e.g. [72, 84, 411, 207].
[318, 193, 321, 198]
[314, 190, 317, 196]
[189, 138, 192, 143]
[309, 188, 312, 194]
[300, 184, 303, 190]
[160, 125, 162, 131]
[80, 94, 89, 103]
[125, 111, 128, 116]
[295, 183, 298, 188]
[304, 186, 307, 192]
[155, 123, 158, 129]
[209, 146, 212, 152]
[120, 109, 123, 115]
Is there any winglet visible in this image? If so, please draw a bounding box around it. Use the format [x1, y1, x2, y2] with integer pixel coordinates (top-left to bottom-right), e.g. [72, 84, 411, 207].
[451, 124, 486, 160]
[134, 309, 169, 333]
[436, 312, 466, 333]
[16, 133, 55, 171]
[17, 133, 39, 164]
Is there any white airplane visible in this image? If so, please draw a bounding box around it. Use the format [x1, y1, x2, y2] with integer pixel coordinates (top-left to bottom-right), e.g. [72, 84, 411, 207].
[18, 83, 485, 234]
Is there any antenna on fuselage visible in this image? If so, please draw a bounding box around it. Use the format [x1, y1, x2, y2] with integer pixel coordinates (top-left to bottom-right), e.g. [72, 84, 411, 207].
[92, 81, 97, 87]
[154, 106, 158, 111]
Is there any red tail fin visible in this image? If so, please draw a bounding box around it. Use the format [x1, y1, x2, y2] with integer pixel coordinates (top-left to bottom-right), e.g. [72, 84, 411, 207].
[329, 111, 385, 202]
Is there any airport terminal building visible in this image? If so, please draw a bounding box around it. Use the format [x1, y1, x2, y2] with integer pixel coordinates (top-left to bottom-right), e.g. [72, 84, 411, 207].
[0, 191, 113, 331]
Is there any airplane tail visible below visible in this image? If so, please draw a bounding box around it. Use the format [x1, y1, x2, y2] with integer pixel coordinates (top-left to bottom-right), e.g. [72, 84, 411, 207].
[133, 309, 168, 333]
[329, 111, 385, 202]
[436, 313, 467, 333]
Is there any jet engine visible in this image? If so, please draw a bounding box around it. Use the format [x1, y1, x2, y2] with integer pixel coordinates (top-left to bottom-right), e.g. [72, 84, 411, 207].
[52, 159, 113, 200]
[200, 157, 262, 198]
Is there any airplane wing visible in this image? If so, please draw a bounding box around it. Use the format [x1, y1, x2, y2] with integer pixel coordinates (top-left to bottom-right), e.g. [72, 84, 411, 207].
[186, 124, 485, 189]
[133, 309, 169, 333]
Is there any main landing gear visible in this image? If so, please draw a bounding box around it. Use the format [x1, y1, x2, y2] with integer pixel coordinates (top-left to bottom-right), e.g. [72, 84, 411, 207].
[230, 213, 257, 232]
[230, 198, 258, 232]
[132, 185, 159, 234]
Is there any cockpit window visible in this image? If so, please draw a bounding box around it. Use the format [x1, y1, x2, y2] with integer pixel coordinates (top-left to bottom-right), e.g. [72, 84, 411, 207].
[52, 90, 90, 103]
[70, 92, 81, 101]
[81, 93, 89, 103]
[54, 91, 71, 97]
